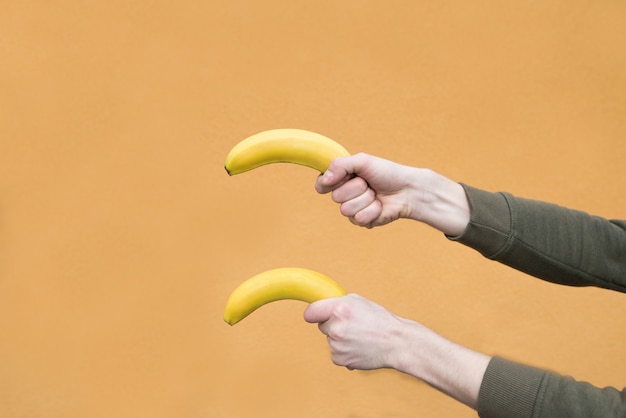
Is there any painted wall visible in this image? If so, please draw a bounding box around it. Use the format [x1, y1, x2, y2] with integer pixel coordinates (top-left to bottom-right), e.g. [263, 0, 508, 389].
[1, 1, 625, 417]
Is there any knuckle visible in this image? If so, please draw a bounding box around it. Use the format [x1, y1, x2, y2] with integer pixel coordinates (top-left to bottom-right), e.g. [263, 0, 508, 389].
[331, 189, 343, 203]
[327, 324, 346, 340]
[340, 202, 356, 217]
[351, 175, 368, 189]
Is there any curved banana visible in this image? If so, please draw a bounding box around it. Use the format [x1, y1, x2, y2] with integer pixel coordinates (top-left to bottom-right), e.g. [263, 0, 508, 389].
[224, 128, 351, 175]
[224, 267, 347, 325]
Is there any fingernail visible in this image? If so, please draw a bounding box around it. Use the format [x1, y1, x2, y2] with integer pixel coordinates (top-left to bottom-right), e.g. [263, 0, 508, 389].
[323, 169, 333, 181]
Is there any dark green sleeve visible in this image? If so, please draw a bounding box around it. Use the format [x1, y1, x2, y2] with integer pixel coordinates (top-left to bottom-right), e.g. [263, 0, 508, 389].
[477, 357, 626, 418]
[449, 185, 626, 416]
[450, 184, 626, 292]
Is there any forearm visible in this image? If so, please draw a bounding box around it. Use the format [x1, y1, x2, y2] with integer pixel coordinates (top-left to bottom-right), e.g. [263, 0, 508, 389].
[390, 318, 491, 410]
[389, 318, 626, 417]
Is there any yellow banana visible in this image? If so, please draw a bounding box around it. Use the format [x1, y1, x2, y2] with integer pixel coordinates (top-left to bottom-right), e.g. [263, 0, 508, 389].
[224, 267, 347, 325]
[224, 128, 351, 175]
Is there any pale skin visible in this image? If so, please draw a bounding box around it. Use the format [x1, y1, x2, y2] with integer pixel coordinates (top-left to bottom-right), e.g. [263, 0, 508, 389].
[304, 152, 491, 410]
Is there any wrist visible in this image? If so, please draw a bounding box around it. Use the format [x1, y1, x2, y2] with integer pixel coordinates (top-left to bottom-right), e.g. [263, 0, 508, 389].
[390, 319, 490, 410]
[406, 169, 470, 236]
[386, 318, 429, 373]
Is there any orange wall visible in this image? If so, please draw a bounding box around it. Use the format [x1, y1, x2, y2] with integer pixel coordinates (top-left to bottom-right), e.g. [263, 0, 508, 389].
[1, 1, 625, 417]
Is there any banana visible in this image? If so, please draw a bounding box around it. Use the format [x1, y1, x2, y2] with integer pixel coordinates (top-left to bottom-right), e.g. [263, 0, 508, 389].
[224, 267, 347, 325]
[224, 128, 351, 175]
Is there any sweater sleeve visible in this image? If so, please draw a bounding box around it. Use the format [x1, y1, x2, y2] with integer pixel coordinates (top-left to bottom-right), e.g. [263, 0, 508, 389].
[477, 357, 626, 418]
[449, 184, 626, 417]
[450, 184, 626, 293]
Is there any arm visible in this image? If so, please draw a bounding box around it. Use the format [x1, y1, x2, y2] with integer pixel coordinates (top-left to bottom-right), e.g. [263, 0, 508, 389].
[316, 153, 470, 235]
[478, 357, 626, 418]
[304, 295, 626, 418]
[319, 154, 626, 292]
[453, 184, 626, 292]
[303, 294, 491, 410]
[317, 154, 626, 415]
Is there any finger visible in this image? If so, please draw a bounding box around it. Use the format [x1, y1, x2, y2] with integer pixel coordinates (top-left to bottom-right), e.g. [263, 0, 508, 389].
[340, 188, 376, 217]
[352, 199, 383, 227]
[303, 297, 340, 324]
[331, 176, 369, 203]
[316, 153, 372, 193]
[315, 157, 351, 193]
[315, 171, 353, 194]
[318, 321, 331, 336]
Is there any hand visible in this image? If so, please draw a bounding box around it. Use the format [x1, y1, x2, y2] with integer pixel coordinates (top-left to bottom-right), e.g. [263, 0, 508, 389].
[304, 293, 490, 409]
[315, 153, 419, 228]
[303, 294, 407, 370]
[316, 153, 471, 236]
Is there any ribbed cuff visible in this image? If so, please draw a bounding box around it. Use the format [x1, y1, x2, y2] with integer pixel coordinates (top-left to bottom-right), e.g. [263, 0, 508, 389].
[477, 356, 546, 418]
[447, 184, 512, 259]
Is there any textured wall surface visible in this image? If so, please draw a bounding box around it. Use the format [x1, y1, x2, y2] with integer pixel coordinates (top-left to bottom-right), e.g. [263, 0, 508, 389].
[1, 1, 625, 417]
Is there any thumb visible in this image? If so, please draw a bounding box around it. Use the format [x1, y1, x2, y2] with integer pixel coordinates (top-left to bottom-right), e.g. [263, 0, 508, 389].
[320, 153, 370, 185]
[316, 153, 372, 194]
[303, 297, 341, 324]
